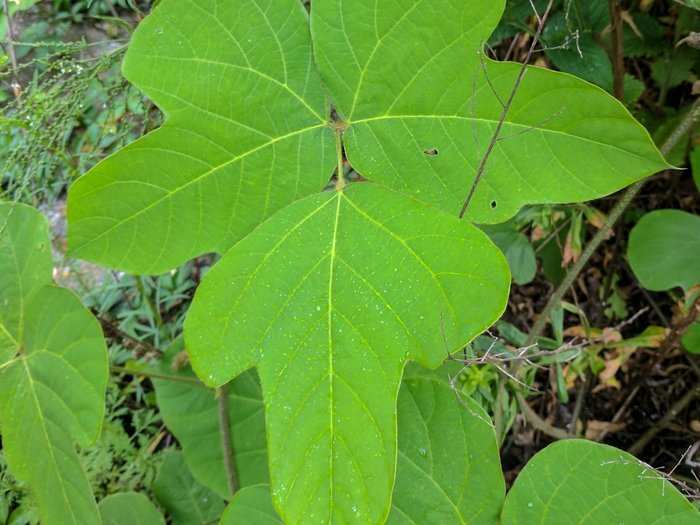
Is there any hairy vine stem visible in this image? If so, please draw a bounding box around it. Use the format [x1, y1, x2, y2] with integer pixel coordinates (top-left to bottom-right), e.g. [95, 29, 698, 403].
[459, 0, 555, 219]
[608, 0, 625, 101]
[217, 383, 239, 498]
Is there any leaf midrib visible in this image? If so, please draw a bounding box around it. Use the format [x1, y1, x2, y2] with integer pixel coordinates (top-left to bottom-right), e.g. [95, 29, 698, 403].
[326, 193, 342, 521]
[71, 122, 328, 255]
[130, 55, 324, 122]
[397, 450, 466, 524]
[0, 321, 19, 349]
[19, 357, 81, 525]
[349, 115, 661, 166]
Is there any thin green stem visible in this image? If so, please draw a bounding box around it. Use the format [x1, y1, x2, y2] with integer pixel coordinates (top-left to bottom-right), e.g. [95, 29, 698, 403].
[110, 365, 205, 387]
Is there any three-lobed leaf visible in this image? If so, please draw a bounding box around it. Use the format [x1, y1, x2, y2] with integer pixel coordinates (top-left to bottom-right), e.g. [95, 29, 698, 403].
[627, 209, 700, 292]
[0, 202, 108, 525]
[186, 183, 510, 522]
[67, 0, 667, 274]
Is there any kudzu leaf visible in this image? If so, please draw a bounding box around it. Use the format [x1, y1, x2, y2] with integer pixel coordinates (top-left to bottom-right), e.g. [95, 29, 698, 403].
[153, 450, 226, 525]
[219, 485, 282, 525]
[627, 210, 700, 291]
[185, 183, 510, 523]
[99, 493, 165, 525]
[68, 0, 667, 276]
[0, 202, 108, 525]
[500, 440, 700, 524]
[388, 363, 504, 524]
[67, 0, 335, 274]
[63, 1, 671, 523]
[217, 363, 505, 525]
[313, 0, 668, 222]
[153, 339, 268, 498]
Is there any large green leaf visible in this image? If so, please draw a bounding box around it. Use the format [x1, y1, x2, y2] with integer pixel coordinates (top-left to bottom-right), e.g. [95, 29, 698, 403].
[0, 202, 108, 525]
[99, 493, 165, 525]
[153, 339, 268, 498]
[219, 485, 282, 525]
[67, 0, 335, 274]
[627, 210, 700, 291]
[501, 440, 700, 524]
[388, 364, 504, 524]
[153, 451, 226, 525]
[217, 364, 505, 525]
[186, 183, 510, 523]
[312, 0, 668, 222]
[68, 0, 666, 275]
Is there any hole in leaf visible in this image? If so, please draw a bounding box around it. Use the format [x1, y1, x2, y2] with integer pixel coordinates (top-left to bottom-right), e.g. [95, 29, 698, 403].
[423, 147, 439, 157]
[490, 200, 497, 209]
